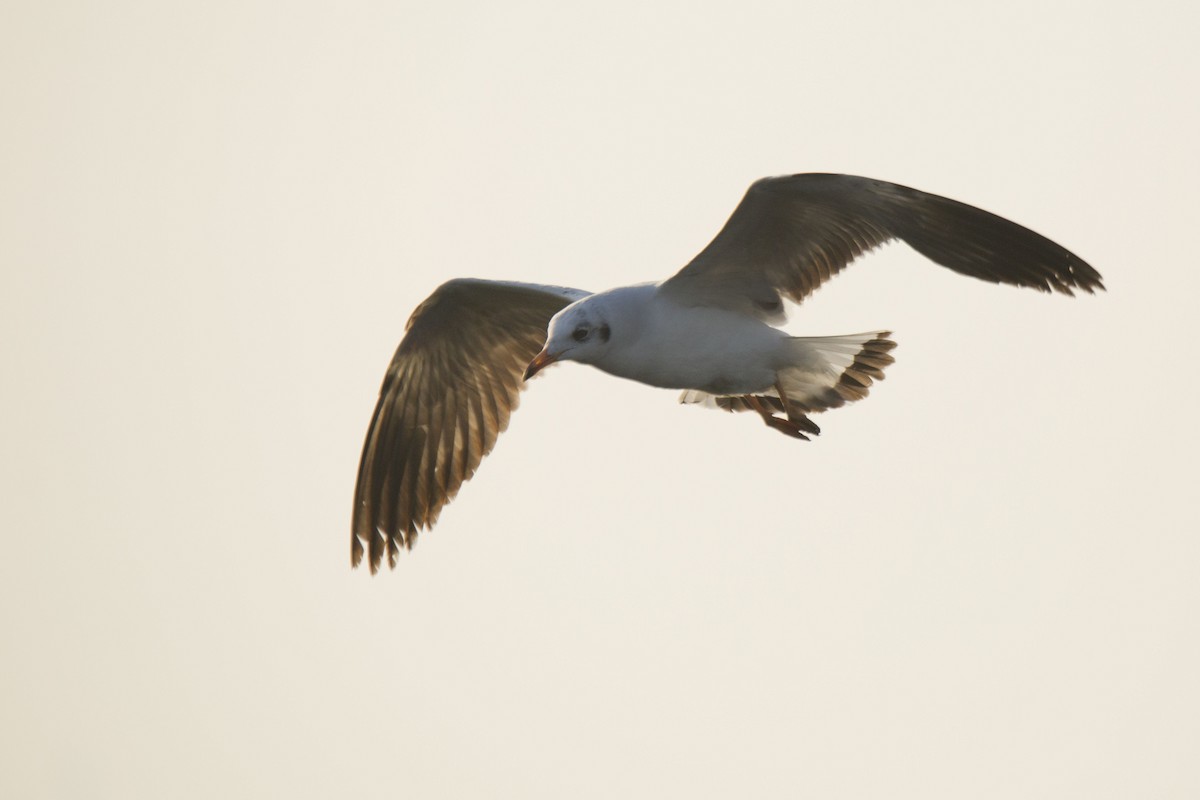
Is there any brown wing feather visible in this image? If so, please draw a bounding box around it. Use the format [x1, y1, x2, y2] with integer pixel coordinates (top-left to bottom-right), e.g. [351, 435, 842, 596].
[660, 173, 1103, 317]
[352, 279, 588, 572]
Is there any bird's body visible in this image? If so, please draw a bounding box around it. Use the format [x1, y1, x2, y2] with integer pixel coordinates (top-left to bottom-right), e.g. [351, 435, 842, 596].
[352, 173, 1104, 571]
[566, 284, 785, 394]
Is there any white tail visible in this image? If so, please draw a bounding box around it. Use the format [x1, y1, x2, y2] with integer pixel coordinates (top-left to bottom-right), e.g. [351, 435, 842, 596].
[776, 331, 896, 412]
[680, 331, 896, 437]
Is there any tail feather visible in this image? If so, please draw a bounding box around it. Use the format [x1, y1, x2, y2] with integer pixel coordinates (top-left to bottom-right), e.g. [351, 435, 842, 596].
[778, 331, 896, 411]
[680, 331, 896, 437]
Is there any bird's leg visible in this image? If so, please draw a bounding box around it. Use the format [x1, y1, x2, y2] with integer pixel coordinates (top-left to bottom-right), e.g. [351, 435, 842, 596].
[774, 381, 821, 437]
[744, 394, 812, 440]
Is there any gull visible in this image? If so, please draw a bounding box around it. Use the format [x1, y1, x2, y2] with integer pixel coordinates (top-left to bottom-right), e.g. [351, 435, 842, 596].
[352, 173, 1103, 571]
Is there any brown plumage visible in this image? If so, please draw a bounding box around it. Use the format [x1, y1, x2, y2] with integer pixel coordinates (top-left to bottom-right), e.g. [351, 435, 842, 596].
[352, 280, 587, 571]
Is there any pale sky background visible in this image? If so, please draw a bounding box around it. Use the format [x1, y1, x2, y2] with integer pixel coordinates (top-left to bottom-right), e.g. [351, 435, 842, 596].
[3, 1, 1199, 797]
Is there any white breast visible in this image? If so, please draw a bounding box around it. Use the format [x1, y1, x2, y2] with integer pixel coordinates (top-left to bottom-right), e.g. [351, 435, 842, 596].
[591, 287, 786, 394]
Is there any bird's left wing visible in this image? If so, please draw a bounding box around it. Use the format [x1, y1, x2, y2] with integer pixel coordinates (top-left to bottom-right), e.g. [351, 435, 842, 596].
[352, 278, 589, 572]
[658, 173, 1102, 321]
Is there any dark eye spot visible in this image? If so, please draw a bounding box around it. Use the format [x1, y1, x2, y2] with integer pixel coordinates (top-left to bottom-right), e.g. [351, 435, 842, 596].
[572, 326, 589, 342]
[598, 324, 611, 342]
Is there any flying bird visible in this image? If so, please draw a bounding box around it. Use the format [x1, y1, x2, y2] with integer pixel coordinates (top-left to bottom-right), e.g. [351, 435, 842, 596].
[352, 173, 1103, 571]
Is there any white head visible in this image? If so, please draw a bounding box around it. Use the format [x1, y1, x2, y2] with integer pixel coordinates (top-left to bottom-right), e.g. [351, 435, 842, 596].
[523, 297, 615, 380]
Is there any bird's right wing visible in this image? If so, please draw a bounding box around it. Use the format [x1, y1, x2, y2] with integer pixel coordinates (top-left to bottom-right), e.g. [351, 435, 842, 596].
[352, 278, 589, 572]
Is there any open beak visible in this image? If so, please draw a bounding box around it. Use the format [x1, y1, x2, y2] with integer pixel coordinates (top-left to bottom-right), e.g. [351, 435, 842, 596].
[523, 348, 559, 381]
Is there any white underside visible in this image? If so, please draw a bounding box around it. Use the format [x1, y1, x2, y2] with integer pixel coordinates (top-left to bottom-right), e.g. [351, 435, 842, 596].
[585, 286, 786, 394]
[571, 285, 886, 405]
[680, 331, 888, 407]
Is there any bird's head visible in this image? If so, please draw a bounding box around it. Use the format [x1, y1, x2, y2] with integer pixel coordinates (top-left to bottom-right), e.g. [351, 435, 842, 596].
[524, 298, 613, 380]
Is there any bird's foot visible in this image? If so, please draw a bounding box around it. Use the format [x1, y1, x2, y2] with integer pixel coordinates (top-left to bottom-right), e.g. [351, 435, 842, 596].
[762, 413, 813, 440]
[743, 394, 818, 440]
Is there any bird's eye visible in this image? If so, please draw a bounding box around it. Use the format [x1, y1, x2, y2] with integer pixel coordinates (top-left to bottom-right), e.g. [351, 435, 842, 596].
[572, 326, 589, 342]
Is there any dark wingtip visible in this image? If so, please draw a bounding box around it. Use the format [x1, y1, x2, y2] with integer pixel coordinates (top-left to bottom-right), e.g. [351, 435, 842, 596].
[893, 185, 1106, 299]
[1051, 255, 1105, 296]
